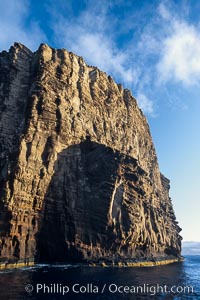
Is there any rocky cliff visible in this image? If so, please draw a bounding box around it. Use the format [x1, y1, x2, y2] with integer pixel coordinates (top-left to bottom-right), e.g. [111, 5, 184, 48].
[0, 43, 182, 266]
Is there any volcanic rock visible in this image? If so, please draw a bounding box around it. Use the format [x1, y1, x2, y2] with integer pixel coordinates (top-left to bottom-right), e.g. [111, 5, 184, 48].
[0, 43, 182, 266]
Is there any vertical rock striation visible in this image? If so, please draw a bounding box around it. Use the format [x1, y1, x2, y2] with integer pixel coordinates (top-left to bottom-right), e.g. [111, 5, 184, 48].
[0, 43, 182, 266]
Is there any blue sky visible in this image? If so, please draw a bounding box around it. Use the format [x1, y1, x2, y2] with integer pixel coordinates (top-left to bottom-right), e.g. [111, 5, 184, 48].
[0, 0, 200, 242]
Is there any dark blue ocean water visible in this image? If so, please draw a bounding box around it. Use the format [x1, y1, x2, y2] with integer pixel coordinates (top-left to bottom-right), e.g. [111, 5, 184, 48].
[0, 256, 199, 300]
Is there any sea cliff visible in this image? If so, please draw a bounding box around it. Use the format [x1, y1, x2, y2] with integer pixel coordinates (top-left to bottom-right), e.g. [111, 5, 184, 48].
[0, 43, 182, 268]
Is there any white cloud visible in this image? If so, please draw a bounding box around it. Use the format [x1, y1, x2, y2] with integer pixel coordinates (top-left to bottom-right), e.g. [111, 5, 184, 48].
[0, 0, 46, 51]
[158, 2, 171, 20]
[136, 92, 154, 116]
[49, 1, 159, 116]
[157, 4, 200, 86]
[52, 3, 137, 85]
[65, 31, 135, 83]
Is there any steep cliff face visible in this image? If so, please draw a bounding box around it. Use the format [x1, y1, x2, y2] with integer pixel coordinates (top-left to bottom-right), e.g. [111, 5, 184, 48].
[0, 43, 182, 265]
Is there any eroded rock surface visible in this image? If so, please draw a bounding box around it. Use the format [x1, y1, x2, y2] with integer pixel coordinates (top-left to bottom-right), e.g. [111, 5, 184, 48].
[0, 43, 182, 265]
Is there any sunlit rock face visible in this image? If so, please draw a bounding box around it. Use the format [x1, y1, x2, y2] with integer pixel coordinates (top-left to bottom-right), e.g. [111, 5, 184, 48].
[0, 43, 182, 265]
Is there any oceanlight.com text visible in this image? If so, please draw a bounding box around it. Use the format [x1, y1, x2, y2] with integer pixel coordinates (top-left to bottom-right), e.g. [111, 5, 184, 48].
[25, 282, 194, 296]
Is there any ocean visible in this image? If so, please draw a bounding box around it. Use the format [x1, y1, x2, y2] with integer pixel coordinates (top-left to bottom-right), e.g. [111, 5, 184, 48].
[0, 256, 199, 300]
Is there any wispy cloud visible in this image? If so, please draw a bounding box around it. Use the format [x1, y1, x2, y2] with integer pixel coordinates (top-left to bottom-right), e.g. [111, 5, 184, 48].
[136, 92, 155, 116]
[52, 2, 137, 85]
[132, 2, 200, 112]
[63, 31, 135, 84]
[50, 1, 157, 115]
[0, 0, 46, 51]
[157, 9, 200, 86]
[2, 0, 197, 116]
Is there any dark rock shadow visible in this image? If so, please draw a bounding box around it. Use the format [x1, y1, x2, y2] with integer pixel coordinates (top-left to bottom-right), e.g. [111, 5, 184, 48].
[35, 138, 136, 263]
[0, 152, 18, 262]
